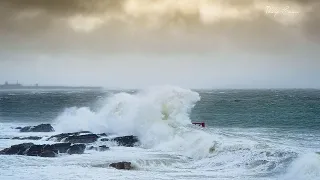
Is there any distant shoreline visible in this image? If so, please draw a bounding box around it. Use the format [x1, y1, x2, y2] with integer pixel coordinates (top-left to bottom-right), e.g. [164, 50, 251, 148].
[0, 86, 103, 90]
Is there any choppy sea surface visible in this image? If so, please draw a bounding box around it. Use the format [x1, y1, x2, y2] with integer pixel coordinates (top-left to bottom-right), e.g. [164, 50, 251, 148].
[0, 87, 319, 180]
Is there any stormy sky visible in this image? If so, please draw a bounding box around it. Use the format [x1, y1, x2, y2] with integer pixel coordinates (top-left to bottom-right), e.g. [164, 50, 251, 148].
[0, 0, 319, 89]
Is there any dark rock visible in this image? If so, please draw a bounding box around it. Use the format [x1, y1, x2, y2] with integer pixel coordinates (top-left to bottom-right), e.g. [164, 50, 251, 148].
[64, 134, 99, 144]
[40, 150, 57, 157]
[110, 162, 132, 170]
[0, 137, 11, 140]
[50, 143, 72, 153]
[0, 143, 34, 155]
[47, 132, 77, 142]
[87, 145, 109, 151]
[20, 124, 54, 132]
[0, 148, 9, 155]
[47, 131, 96, 143]
[12, 136, 42, 140]
[67, 144, 86, 155]
[88, 146, 98, 151]
[111, 136, 139, 147]
[42, 145, 59, 154]
[25, 145, 44, 156]
[98, 145, 109, 151]
[98, 133, 111, 137]
[78, 131, 92, 134]
[15, 127, 22, 130]
[100, 138, 109, 142]
[0, 142, 73, 157]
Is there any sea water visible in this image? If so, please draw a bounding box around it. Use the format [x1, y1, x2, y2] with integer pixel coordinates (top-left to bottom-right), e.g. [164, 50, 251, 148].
[0, 86, 319, 180]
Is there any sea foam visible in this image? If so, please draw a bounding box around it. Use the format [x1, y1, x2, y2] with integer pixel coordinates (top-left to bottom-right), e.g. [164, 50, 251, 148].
[54, 86, 216, 158]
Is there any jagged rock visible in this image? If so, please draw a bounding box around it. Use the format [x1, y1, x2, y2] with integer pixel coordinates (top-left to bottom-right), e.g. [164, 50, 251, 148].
[0, 142, 86, 157]
[47, 131, 95, 143]
[100, 138, 108, 142]
[64, 134, 99, 144]
[98, 145, 109, 151]
[98, 133, 111, 137]
[109, 162, 132, 170]
[40, 150, 57, 157]
[0, 148, 9, 155]
[67, 144, 86, 155]
[88, 146, 97, 150]
[47, 132, 77, 141]
[15, 127, 22, 130]
[100, 136, 139, 147]
[0, 137, 11, 140]
[48, 132, 139, 147]
[0, 143, 34, 155]
[25, 145, 44, 156]
[88, 145, 109, 151]
[111, 136, 139, 147]
[12, 136, 42, 140]
[50, 143, 72, 153]
[20, 124, 54, 132]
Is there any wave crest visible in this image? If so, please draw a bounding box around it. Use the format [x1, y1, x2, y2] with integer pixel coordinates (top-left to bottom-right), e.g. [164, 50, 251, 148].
[54, 86, 206, 149]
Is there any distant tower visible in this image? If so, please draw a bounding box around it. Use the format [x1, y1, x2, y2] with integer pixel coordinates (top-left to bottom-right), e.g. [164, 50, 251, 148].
[5, 81, 8, 85]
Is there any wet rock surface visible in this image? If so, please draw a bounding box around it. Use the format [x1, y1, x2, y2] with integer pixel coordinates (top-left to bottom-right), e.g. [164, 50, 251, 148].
[67, 144, 86, 155]
[20, 124, 54, 132]
[47, 131, 139, 147]
[8, 123, 140, 158]
[100, 135, 139, 147]
[64, 134, 99, 144]
[109, 162, 132, 170]
[47, 131, 94, 142]
[88, 145, 110, 151]
[111, 135, 139, 147]
[12, 136, 42, 140]
[0, 142, 86, 157]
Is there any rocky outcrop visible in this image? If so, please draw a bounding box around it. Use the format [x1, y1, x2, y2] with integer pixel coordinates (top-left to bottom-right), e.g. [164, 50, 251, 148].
[98, 145, 110, 151]
[47, 131, 94, 142]
[50, 143, 72, 153]
[64, 134, 99, 144]
[109, 162, 132, 170]
[0, 142, 86, 157]
[40, 150, 57, 157]
[100, 135, 139, 147]
[47, 131, 139, 147]
[88, 145, 110, 151]
[12, 136, 42, 140]
[67, 144, 86, 155]
[111, 136, 139, 147]
[20, 124, 54, 132]
[0, 143, 34, 155]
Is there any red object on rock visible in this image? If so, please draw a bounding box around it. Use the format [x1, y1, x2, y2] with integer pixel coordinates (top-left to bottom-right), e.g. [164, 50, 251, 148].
[192, 122, 205, 127]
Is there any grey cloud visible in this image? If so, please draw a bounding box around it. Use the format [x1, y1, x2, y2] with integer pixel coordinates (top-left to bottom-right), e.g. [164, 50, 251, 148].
[0, 0, 319, 54]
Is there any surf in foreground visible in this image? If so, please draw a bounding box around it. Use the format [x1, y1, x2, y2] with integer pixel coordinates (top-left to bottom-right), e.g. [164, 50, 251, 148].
[0, 86, 319, 180]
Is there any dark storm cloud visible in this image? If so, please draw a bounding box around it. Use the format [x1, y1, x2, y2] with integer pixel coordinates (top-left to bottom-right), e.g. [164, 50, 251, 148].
[0, 0, 122, 15]
[0, 0, 318, 28]
[0, 0, 319, 54]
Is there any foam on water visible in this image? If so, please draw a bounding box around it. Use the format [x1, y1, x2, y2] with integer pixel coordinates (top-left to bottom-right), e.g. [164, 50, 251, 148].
[283, 153, 320, 180]
[53, 86, 218, 158]
[1, 86, 319, 180]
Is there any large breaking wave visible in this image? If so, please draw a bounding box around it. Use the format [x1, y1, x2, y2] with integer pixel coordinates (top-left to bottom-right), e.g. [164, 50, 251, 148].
[53, 86, 215, 158]
[52, 86, 320, 179]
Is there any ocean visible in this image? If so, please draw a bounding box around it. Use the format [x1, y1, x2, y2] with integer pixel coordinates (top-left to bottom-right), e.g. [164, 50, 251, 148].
[0, 86, 319, 180]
